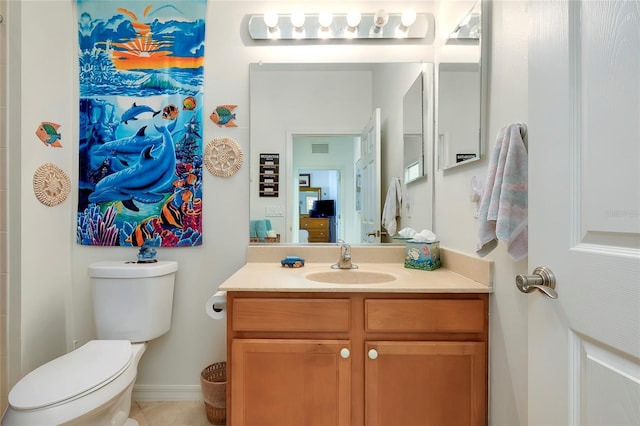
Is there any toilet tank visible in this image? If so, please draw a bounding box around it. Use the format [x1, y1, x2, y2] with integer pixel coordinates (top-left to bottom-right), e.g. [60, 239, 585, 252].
[89, 260, 178, 342]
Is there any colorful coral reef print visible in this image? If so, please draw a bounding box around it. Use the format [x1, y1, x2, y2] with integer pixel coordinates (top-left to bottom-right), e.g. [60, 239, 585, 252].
[76, 0, 206, 247]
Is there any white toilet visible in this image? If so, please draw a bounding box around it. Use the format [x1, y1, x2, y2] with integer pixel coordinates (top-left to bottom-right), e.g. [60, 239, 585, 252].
[2, 260, 178, 426]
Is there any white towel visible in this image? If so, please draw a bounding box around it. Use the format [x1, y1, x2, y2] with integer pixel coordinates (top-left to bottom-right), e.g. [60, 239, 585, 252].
[381, 177, 403, 236]
[476, 123, 528, 261]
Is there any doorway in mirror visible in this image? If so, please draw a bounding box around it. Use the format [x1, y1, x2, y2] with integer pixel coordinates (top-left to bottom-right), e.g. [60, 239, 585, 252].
[297, 169, 339, 243]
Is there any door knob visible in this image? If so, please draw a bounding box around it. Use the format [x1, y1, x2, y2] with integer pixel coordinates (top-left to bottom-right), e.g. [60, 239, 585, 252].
[515, 266, 558, 299]
[340, 348, 350, 359]
[368, 349, 378, 360]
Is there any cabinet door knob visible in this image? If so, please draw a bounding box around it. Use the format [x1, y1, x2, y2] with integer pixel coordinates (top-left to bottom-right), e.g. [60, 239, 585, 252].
[340, 348, 350, 359]
[368, 349, 378, 360]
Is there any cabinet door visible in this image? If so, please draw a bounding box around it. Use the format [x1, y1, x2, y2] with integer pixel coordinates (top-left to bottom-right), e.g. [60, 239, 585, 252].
[365, 341, 486, 426]
[232, 339, 351, 426]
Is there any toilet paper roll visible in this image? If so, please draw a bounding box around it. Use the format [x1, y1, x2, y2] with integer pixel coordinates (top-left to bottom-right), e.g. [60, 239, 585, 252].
[205, 291, 227, 320]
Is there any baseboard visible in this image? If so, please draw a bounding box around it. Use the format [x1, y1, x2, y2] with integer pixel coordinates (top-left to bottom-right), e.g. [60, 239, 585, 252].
[132, 384, 203, 401]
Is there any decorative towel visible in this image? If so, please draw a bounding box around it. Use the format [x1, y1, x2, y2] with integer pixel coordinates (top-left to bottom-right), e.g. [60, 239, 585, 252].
[381, 177, 403, 236]
[476, 123, 528, 261]
[250, 219, 272, 241]
[249, 220, 258, 238]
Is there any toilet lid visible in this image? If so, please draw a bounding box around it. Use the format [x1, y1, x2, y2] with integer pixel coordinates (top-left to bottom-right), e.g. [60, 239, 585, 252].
[9, 340, 133, 410]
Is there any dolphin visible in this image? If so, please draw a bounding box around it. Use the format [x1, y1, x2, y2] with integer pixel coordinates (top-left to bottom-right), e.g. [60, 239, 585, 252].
[93, 120, 178, 168]
[89, 123, 177, 211]
[121, 102, 160, 125]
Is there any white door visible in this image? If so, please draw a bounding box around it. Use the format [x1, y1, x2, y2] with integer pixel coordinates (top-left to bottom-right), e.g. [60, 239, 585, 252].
[528, 1, 640, 425]
[357, 108, 381, 243]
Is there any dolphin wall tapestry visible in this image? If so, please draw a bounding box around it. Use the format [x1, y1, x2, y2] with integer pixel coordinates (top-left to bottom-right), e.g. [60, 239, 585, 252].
[76, 0, 206, 247]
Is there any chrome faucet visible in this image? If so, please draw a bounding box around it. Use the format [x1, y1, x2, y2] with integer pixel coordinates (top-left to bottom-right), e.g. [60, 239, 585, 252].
[331, 240, 358, 269]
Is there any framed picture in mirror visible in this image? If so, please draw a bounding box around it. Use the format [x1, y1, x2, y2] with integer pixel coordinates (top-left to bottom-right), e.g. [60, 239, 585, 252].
[299, 173, 311, 187]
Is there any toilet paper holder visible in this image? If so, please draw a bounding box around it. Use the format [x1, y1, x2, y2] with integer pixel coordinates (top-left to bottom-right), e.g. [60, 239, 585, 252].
[206, 291, 227, 320]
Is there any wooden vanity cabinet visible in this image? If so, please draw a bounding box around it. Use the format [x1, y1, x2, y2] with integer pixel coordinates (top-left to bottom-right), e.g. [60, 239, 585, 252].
[226, 292, 488, 426]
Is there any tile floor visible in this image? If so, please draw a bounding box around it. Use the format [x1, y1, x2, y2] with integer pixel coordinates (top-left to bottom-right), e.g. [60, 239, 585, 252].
[130, 401, 220, 426]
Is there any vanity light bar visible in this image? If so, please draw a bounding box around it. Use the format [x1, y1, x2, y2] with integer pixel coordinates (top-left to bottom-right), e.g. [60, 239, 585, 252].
[248, 11, 433, 40]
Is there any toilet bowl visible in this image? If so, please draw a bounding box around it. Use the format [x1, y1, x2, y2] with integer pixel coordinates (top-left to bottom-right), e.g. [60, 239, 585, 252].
[2, 260, 178, 426]
[3, 341, 145, 425]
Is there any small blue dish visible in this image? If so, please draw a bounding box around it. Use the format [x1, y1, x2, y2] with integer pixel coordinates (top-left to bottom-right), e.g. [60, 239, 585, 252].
[281, 256, 305, 268]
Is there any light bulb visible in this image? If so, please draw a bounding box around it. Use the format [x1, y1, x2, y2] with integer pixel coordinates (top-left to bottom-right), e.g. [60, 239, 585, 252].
[290, 10, 305, 28]
[263, 11, 278, 29]
[370, 9, 389, 36]
[318, 11, 333, 28]
[401, 9, 417, 27]
[346, 10, 361, 28]
[373, 9, 389, 27]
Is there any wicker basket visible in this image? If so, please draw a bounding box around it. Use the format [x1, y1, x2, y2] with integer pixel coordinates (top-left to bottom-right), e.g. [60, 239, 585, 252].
[249, 234, 280, 243]
[200, 362, 226, 425]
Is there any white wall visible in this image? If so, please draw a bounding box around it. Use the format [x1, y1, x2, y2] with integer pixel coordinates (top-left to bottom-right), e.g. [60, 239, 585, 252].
[15, 0, 75, 376]
[433, 2, 530, 425]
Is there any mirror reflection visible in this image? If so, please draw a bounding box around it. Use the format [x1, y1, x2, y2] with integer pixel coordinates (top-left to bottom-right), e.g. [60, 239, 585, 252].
[299, 186, 321, 215]
[437, 0, 482, 170]
[249, 63, 429, 244]
[403, 72, 425, 183]
[437, 62, 481, 169]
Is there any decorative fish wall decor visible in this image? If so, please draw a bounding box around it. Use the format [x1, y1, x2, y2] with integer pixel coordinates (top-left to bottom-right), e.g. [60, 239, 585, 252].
[76, 0, 207, 247]
[210, 104, 238, 127]
[36, 122, 63, 147]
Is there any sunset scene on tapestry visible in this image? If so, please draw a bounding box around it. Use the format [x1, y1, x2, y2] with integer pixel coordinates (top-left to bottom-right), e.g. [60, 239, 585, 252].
[76, 0, 206, 247]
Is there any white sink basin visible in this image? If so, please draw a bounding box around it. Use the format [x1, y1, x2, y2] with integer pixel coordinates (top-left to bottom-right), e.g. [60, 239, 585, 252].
[305, 270, 396, 284]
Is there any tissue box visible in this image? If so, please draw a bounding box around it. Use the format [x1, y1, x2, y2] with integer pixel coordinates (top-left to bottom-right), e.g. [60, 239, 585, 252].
[404, 240, 441, 271]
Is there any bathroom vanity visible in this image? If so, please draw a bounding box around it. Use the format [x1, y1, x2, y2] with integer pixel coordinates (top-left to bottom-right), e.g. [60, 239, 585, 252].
[219, 246, 492, 426]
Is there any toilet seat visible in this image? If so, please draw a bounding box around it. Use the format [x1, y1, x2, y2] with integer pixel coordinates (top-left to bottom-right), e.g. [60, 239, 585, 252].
[9, 340, 133, 410]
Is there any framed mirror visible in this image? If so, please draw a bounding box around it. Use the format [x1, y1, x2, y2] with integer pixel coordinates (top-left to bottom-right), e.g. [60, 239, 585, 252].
[437, 62, 481, 169]
[437, 0, 483, 170]
[250, 62, 430, 244]
[299, 186, 321, 215]
[403, 72, 425, 183]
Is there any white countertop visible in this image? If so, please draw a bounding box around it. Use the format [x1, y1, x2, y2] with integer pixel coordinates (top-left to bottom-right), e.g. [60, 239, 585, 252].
[218, 262, 492, 293]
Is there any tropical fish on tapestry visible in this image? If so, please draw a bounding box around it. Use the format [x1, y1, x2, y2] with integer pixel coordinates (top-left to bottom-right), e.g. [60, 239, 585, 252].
[162, 104, 179, 120]
[125, 217, 155, 246]
[160, 193, 184, 229]
[121, 103, 160, 125]
[210, 104, 237, 127]
[88, 123, 177, 212]
[183, 96, 197, 111]
[76, 0, 206, 247]
[36, 122, 63, 147]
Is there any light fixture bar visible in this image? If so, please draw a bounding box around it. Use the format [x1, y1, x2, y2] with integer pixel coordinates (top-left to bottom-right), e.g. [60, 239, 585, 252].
[248, 12, 432, 40]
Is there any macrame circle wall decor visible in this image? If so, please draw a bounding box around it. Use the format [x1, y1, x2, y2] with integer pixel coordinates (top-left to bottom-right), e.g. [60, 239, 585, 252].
[204, 136, 244, 177]
[33, 163, 71, 206]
